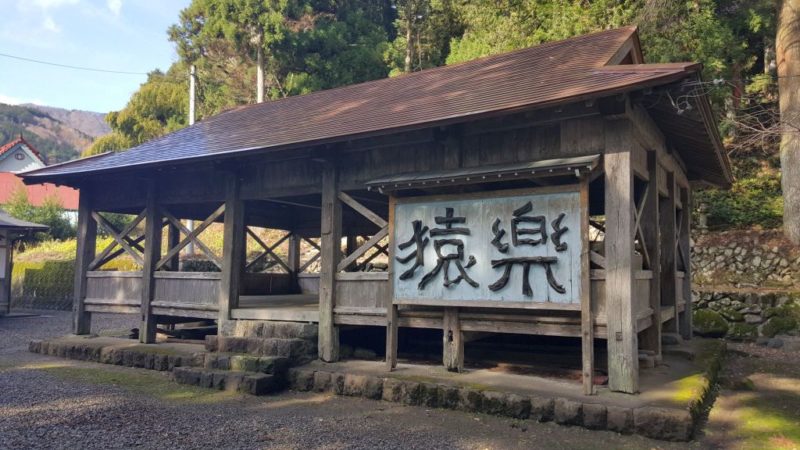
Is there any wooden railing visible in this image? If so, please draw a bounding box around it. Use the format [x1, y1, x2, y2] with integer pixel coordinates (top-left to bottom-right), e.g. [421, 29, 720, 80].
[84, 271, 142, 314]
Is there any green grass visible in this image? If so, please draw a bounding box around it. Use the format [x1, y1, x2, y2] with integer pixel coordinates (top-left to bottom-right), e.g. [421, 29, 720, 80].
[34, 363, 240, 404]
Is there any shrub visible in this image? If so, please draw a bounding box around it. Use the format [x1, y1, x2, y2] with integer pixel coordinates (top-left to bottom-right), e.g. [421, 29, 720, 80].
[693, 309, 729, 337]
[4, 188, 75, 241]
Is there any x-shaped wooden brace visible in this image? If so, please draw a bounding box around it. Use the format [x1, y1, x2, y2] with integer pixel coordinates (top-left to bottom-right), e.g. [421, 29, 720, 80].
[298, 237, 321, 273]
[632, 182, 651, 269]
[675, 206, 688, 271]
[245, 228, 291, 272]
[337, 192, 389, 272]
[156, 204, 225, 270]
[90, 210, 146, 269]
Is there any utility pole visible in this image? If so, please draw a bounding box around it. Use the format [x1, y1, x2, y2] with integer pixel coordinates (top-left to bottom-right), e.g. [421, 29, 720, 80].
[185, 65, 197, 257]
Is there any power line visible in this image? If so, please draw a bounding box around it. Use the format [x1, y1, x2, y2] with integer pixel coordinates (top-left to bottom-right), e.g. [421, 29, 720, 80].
[0, 51, 149, 75]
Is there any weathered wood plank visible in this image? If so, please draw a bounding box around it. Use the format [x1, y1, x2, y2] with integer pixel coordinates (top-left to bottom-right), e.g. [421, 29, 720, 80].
[640, 150, 662, 358]
[338, 191, 388, 228]
[218, 173, 245, 326]
[140, 181, 161, 343]
[603, 119, 639, 394]
[386, 195, 398, 370]
[678, 186, 693, 339]
[336, 227, 388, 273]
[158, 207, 224, 269]
[579, 177, 594, 395]
[319, 162, 341, 361]
[442, 307, 464, 372]
[73, 190, 97, 334]
[660, 172, 678, 334]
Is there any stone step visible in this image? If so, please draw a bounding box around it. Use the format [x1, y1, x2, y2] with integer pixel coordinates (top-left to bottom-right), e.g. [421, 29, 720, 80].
[221, 320, 318, 341]
[172, 367, 283, 395]
[205, 336, 315, 364]
[202, 353, 289, 375]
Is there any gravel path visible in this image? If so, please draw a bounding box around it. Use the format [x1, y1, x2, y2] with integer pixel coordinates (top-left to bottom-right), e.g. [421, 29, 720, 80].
[0, 310, 697, 450]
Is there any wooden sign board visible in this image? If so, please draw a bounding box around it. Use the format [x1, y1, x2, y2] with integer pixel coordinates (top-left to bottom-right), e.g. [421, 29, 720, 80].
[391, 186, 585, 309]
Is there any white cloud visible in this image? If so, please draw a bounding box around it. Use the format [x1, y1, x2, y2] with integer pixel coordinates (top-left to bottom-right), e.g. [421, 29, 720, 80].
[0, 93, 45, 106]
[42, 16, 60, 32]
[31, 0, 79, 10]
[107, 0, 122, 16]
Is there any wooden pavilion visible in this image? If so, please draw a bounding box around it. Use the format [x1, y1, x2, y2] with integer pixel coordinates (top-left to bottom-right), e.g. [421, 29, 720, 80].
[20, 27, 731, 394]
[0, 209, 48, 315]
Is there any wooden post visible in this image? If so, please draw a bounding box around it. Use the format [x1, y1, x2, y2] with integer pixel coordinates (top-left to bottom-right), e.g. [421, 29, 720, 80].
[579, 177, 594, 395]
[319, 162, 341, 362]
[386, 195, 398, 370]
[679, 186, 693, 339]
[0, 230, 11, 316]
[604, 119, 639, 394]
[219, 172, 245, 328]
[287, 232, 301, 292]
[660, 172, 678, 334]
[442, 307, 464, 372]
[345, 235, 358, 271]
[640, 151, 662, 359]
[73, 190, 97, 335]
[167, 223, 180, 271]
[140, 181, 161, 344]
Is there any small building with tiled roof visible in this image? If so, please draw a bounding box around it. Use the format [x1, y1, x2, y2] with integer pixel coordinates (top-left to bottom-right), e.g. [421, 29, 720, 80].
[0, 135, 46, 173]
[0, 136, 78, 211]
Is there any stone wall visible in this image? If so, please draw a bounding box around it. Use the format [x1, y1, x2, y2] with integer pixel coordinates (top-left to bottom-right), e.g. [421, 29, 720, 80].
[692, 290, 799, 340]
[690, 230, 800, 340]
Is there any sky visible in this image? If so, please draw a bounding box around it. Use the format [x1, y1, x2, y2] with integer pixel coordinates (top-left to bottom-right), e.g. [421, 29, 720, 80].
[0, 0, 191, 113]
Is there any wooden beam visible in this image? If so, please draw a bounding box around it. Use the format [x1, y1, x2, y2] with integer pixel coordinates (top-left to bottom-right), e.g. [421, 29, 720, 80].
[91, 211, 144, 266]
[318, 162, 341, 361]
[245, 228, 291, 272]
[73, 190, 97, 334]
[167, 222, 180, 271]
[338, 191, 388, 228]
[660, 172, 678, 334]
[443, 307, 464, 372]
[157, 206, 224, 270]
[640, 151, 662, 358]
[336, 227, 388, 273]
[579, 177, 594, 395]
[89, 210, 145, 270]
[218, 172, 245, 327]
[603, 119, 639, 394]
[287, 232, 300, 289]
[678, 186, 693, 339]
[386, 195, 398, 371]
[139, 181, 161, 344]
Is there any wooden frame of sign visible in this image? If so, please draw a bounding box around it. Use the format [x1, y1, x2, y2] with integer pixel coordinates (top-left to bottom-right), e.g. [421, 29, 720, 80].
[385, 181, 594, 394]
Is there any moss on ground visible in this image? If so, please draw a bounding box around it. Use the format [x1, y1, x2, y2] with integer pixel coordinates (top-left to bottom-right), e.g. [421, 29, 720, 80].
[694, 310, 729, 337]
[727, 323, 758, 341]
[36, 364, 239, 404]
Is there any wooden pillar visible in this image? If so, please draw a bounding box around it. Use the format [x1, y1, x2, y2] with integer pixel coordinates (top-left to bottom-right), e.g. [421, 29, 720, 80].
[167, 223, 180, 271]
[640, 151, 662, 358]
[319, 162, 341, 362]
[0, 230, 11, 316]
[604, 120, 639, 394]
[344, 235, 358, 271]
[442, 307, 464, 372]
[287, 232, 301, 292]
[678, 186, 693, 339]
[386, 195, 398, 370]
[579, 177, 594, 395]
[140, 181, 161, 344]
[73, 190, 97, 335]
[660, 173, 678, 334]
[219, 172, 245, 328]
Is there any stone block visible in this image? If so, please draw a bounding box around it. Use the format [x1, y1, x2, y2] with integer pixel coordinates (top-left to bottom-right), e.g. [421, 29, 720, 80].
[606, 406, 634, 434]
[362, 376, 384, 400]
[331, 372, 346, 395]
[581, 403, 607, 430]
[420, 383, 440, 408]
[529, 396, 554, 422]
[199, 370, 215, 389]
[288, 368, 315, 391]
[504, 394, 531, 419]
[240, 373, 278, 395]
[482, 391, 505, 416]
[153, 354, 169, 371]
[458, 388, 484, 412]
[28, 340, 42, 353]
[633, 407, 692, 441]
[553, 398, 582, 426]
[313, 371, 331, 392]
[204, 335, 218, 352]
[437, 385, 461, 410]
[343, 374, 367, 397]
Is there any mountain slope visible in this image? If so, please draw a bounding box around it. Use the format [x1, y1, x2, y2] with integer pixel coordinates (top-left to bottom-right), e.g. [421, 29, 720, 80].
[0, 103, 108, 164]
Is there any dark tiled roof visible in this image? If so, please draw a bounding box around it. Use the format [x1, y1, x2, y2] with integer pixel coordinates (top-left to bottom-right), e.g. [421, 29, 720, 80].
[21, 26, 727, 186]
[0, 209, 48, 231]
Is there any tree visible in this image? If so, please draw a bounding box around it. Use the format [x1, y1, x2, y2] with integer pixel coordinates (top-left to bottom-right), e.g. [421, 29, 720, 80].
[386, 0, 462, 74]
[84, 69, 187, 156]
[778, 0, 800, 243]
[4, 188, 75, 242]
